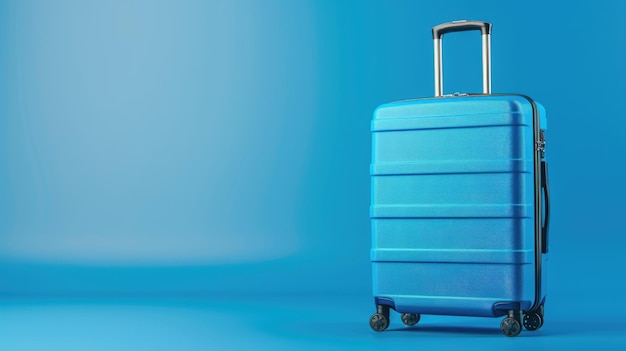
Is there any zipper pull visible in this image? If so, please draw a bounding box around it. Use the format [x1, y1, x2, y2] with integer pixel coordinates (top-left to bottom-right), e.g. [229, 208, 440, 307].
[536, 129, 546, 158]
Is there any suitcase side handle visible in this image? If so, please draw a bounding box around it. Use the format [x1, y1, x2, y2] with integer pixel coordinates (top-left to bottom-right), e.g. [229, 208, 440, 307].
[432, 20, 492, 97]
[541, 161, 550, 254]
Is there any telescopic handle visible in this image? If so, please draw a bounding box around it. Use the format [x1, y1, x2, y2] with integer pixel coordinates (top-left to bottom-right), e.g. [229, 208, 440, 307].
[432, 20, 492, 97]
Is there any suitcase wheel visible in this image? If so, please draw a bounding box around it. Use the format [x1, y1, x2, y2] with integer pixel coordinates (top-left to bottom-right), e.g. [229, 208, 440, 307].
[523, 305, 545, 331]
[522, 312, 543, 331]
[500, 310, 523, 337]
[369, 313, 389, 332]
[500, 317, 522, 337]
[400, 313, 421, 327]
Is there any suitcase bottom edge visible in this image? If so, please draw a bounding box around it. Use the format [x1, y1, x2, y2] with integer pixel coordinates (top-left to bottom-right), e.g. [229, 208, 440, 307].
[374, 295, 533, 317]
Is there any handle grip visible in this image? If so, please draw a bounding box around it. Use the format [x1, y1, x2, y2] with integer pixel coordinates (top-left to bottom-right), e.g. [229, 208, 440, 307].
[432, 20, 492, 39]
[432, 20, 492, 97]
[541, 161, 550, 254]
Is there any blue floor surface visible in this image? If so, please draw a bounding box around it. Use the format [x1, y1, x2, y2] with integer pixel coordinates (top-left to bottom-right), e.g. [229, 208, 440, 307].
[1, 294, 625, 350]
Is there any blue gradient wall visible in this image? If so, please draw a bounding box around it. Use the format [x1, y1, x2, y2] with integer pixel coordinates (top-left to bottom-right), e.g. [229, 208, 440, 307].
[0, 0, 321, 294]
[1, 0, 625, 300]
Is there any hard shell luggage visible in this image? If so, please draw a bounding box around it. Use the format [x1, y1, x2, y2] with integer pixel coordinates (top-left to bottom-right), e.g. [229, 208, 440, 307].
[369, 20, 550, 337]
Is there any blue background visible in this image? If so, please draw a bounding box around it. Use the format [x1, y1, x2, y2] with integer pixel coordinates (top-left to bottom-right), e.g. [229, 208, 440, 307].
[1, 0, 625, 349]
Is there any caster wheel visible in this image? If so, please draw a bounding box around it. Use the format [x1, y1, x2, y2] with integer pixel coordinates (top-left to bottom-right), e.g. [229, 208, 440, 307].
[401, 313, 420, 326]
[523, 312, 543, 331]
[369, 313, 389, 332]
[500, 317, 522, 337]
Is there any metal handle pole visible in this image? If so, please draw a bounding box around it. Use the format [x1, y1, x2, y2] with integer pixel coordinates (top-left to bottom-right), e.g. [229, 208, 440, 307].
[434, 38, 443, 97]
[482, 33, 491, 95]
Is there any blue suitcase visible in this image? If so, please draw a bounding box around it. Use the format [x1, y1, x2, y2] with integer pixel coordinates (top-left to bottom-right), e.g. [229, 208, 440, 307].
[369, 20, 550, 337]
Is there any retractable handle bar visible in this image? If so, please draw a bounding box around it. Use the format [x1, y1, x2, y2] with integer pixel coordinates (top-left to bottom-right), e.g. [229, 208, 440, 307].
[432, 20, 492, 97]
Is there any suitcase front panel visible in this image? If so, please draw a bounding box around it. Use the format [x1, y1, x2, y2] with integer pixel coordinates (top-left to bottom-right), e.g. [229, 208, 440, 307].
[370, 95, 539, 317]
